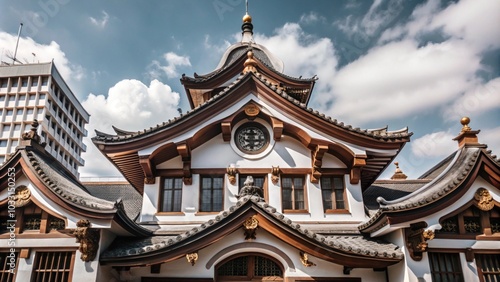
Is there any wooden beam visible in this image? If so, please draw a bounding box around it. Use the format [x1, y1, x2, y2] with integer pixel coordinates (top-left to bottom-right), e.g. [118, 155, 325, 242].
[177, 143, 192, 185]
[139, 155, 156, 184]
[311, 145, 328, 183]
[221, 122, 232, 142]
[350, 155, 366, 185]
[270, 117, 283, 141]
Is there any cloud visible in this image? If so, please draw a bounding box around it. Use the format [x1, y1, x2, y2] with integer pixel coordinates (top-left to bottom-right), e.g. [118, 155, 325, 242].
[147, 52, 191, 80]
[80, 79, 181, 177]
[443, 77, 500, 122]
[410, 131, 456, 158]
[299, 12, 326, 25]
[481, 126, 500, 156]
[335, 0, 404, 39]
[0, 31, 84, 87]
[89, 11, 110, 28]
[327, 39, 481, 124]
[254, 23, 338, 98]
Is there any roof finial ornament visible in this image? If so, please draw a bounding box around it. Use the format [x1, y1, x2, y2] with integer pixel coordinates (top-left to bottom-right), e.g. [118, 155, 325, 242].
[243, 50, 257, 73]
[453, 116, 481, 147]
[241, 0, 254, 43]
[390, 162, 408, 180]
[460, 116, 471, 132]
[22, 119, 42, 144]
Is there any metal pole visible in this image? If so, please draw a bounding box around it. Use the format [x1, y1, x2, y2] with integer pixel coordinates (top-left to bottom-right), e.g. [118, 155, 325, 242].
[12, 23, 23, 64]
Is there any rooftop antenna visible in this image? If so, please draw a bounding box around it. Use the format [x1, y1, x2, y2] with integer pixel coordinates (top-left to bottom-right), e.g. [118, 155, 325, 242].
[246, 0, 249, 14]
[12, 23, 23, 65]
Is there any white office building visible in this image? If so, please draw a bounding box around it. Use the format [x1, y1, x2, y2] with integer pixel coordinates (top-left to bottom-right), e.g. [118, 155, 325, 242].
[0, 61, 89, 177]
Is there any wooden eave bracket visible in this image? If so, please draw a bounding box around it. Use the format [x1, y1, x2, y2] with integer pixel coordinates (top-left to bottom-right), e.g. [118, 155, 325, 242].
[350, 155, 366, 185]
[405, 222, 434, 261]
[221, 122, 232, 142]
[310, 145, 328, 183]
[270, 117, 283, 141]
[139, 156, 156, 184]
[177, 143, 192, 185]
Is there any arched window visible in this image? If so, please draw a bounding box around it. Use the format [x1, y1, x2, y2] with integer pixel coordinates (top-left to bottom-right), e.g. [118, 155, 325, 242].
[216, 254, 283, 281]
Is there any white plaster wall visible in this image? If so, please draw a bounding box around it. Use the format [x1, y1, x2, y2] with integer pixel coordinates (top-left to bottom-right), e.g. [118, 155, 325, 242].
[124, 228, 387, 282]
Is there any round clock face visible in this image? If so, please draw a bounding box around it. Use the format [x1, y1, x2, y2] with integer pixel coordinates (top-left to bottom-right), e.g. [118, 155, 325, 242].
[235, 123, 269, 154]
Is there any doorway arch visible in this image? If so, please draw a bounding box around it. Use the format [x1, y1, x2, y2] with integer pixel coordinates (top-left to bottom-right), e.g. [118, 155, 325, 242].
[215, 253, 284, 281]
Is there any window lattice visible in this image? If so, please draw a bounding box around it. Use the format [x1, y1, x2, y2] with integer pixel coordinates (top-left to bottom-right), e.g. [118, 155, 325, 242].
[491, 218, 500, 233]
[429, 252, 464, 282]
[476, 254, 500, 281]
[464, 217, 481, 233]
[0, 252, 18, 282]
[23, 215, 41, 231]
[254, 256, 282, 277]
[32, 252, 73, 282]
[217, 256, 247, 276]
[439, 216, 459, 233]
[48, 217, 65, 231]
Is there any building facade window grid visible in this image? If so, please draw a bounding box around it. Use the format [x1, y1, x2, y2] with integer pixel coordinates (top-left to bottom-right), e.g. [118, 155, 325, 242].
[200, 175, 224, 212]
[31, 251, 74, 282]
[281, 176, 306, 211]
[161, 177, 183, 212]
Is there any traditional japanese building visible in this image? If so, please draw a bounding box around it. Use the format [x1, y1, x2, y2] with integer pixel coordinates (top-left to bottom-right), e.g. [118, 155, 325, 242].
[0, 9, 499, 282]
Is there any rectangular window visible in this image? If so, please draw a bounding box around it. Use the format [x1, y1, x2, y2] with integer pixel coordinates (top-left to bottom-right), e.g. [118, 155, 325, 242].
[31, 251, 74, 282]
[31, 78, 38, 87]
[41, 78, 48, 86]
[200, 175, 224, 212]
[0, 96, 5, 101]
[21, 79, 28, 87]
[281, 176, 306, 211]
[8, 96, 15, 102]
[161, 178, 183, 212]
[0, 251, 18, 282]
[11, 80, 18, 87]
[476, 254, 500, 281]
[429, 252, 464, 282]
[0, 140, 7, 147]
[0, 80, 7, 88]
[6, 110, 13, 116]
[321, 176, 346, 211]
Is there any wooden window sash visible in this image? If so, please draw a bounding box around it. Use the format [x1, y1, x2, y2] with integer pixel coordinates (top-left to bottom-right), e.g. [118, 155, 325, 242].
[200, 175, 224, 212]
[281, 176, 307, 211]
[160, 177, 183, 212]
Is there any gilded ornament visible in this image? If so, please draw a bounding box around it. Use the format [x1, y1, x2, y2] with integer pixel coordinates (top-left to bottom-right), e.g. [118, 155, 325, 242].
[186, 252, 198, 266]
[242, 215, 259, 240]
[475, 188, 494, 211]
[226, 166, 237, 185]
[271, 166, 280, 185]
[13, 186, 31, 208]
[299, 251, 316, 267]
[244, 103, 260, 117]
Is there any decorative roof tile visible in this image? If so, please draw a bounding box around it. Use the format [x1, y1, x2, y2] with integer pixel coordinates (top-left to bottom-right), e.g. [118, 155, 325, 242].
[94, 71, 411, 143]
[102, 195, 403, 260]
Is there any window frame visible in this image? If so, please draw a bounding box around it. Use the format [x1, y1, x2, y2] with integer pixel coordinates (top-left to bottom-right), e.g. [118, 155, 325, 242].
[0, 251, 18, 282]
[320, 175, 348, 213]
[475, 253, 500, 282]
[159, 177, 184, 213]
[281, 175, 308, 213]
[428, 252, 464, 282]
[199, 175, 224, 213]
[31, 250, 76, 282]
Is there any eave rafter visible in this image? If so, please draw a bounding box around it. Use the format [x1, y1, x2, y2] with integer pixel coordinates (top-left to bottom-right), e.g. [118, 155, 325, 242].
[350, 155, 367, 185]
[177, 142, 192, 185]
[139, 156, 156, 184]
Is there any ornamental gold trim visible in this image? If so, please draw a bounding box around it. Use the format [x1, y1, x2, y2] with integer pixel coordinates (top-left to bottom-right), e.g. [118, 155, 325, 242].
[186, 252, 198, 266]
[13, 186, 31, 208]
[475, 188, 494, 211]
[243, 216, 259, 240]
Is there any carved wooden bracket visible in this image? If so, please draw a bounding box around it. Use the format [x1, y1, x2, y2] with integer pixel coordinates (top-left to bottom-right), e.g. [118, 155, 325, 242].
[221, 122, 232, 142]
[350, 155, 366, 185]
[227, 166, 238, 185]
[271, 166, 280, 185]
[177, 143, 192, 185]
[139, 156, 156, 184]
[405, 222, 434, 261]
[242, 216, 259, 240]
[186, 252, 198, 266]
[270, 117, 283, 141]
[73, 219, 100, 262]
[299, 251, 316, 267]
[310, 145, 328, 183]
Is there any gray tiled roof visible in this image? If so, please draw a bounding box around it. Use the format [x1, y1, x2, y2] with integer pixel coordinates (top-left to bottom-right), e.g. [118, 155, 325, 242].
[26, 149, 116, 211]
[84, 183, 142, 220]
[94, 71, 411, 143]
[363, 180, 429, 211]
[102, 195, 402, 260]
[359, 146, 494, 231]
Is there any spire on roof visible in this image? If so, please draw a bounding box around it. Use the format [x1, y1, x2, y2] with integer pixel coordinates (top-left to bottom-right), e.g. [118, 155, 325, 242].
[241, 0, 254, 43]
[243, 50, 257, 73]
[390, 162, 408, 180]
[453, 116, 481, 147]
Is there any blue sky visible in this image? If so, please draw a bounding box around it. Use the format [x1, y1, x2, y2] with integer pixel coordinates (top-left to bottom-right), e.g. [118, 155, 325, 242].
[1, 0, 499, 179]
